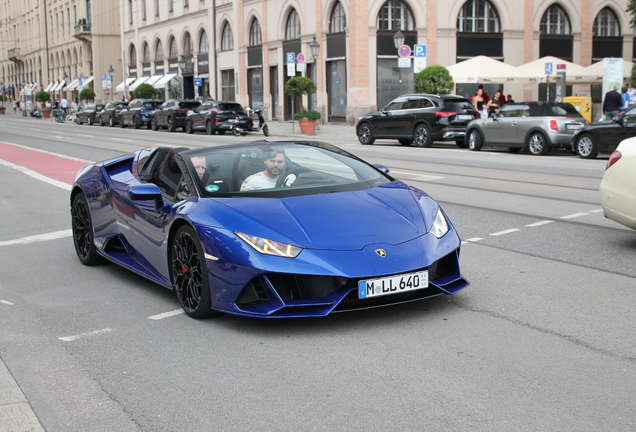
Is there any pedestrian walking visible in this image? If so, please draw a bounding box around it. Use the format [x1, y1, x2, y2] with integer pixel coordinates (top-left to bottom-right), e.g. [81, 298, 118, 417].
[602, 84, 622, 121]
[620, 86, 630, 115]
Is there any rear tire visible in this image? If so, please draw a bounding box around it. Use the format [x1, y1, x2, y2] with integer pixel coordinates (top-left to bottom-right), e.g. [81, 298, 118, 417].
[167, 117, 176, 132]
[71, 193, 106, 266]
[468, 130, 483, 151]
[414, 124, 432, 147]
[205, 120, 215, 135]
[186, 120, 194, 134]
[527, 132, 550, 155]
[99, 116, 105, 126]
[263, 124, 269, 136]
[357, 123, 375, 145]
[109, 116, 115, 127]
[87, 116, 92, 126]
[151, 117, 159, 131]
[576, 134, 598, 159]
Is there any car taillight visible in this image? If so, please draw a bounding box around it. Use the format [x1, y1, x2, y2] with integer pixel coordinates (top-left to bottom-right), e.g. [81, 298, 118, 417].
[436, 112, 456, 117]
[606, 151, 622, 170]
[174, 109, 187, 113]
[215, 118, 219, 124]
[549, 119, 558, 131]
[586, 120, 590, 125]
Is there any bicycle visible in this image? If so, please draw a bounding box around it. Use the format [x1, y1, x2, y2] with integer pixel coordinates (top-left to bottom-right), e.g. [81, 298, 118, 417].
[65, 112, 79, 124]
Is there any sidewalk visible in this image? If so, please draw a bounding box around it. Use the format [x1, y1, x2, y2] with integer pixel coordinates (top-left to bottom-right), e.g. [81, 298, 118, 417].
[0, 358, 45, 432]
[251, 120, 357, 142]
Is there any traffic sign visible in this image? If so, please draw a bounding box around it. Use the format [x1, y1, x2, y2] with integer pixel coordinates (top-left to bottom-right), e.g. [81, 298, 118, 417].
[286, 52, 295, 77]
[414, 44, 427, 73]
[398, 45, 411, 58]
[545, 62, 553, 75]
[296, 53, 305, 64]
[286, 52, 295, 64]
[194, 77, 202, 87]
[414, 45, 427, 57]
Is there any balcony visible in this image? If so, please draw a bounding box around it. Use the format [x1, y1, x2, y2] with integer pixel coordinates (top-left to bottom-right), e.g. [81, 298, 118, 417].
[74, 24, 92, 41]
[8, 47, 22, 63]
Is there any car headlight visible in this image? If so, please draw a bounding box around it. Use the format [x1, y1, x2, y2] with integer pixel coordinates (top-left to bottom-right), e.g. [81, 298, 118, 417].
[430, 208, 449, 238]
[235, 232, 302, 258]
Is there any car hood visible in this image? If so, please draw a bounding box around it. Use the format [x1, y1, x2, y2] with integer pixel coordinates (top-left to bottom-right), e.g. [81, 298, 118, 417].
[207, 184, 437, 250]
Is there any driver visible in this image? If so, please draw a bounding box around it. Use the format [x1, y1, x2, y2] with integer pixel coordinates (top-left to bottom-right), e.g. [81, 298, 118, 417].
[241, 151, 287, 191]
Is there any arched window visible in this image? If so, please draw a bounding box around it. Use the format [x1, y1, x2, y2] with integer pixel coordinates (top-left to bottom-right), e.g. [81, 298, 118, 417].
[376, 0, 414, 31]
[285, 10, 300, 40]
[199, 31, 208, 53]
[249, 19, 262, 46]
[168, 37, 178, 58]
[594, 7, 620, 37]
[540, 4, 571, 35]
[129, 45, 137, 65]
[142, 43, 150, 62]
[330, 2, 346, 33]
[155, 40, 164, 61]
[457, 0, 500, 33]
[221, 22, 234, 51]
[183, 32, 192, 55]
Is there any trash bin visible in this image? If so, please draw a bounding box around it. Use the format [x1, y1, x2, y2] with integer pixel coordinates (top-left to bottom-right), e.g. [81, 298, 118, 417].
[563, 96, 592, 123]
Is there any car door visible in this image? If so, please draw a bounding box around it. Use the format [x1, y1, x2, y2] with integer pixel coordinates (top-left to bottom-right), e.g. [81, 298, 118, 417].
[193, 102, 211, 129]
[482, 104, 523, 145]
[374, 98, 406, 137]
[597, 110, 636, 152]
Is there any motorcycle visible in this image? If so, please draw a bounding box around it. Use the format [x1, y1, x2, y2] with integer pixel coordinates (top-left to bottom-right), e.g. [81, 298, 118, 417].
[230, 108, 269, 137]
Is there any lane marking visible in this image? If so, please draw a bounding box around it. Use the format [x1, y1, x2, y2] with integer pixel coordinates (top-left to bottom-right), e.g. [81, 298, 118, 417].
[0, 229, 73, 247]
[75, 133, 94, 138]
[560, 213, 588, 219]
[53, 136, 66, 140]
[0, 159, 72, 191]
[589, 209, 604, 213]
[148, 309, 185, 320]
[59, 328, 114, 342]
[465, 237, 485, 242]
[111, 138, 133, 143]
[0, 300, 15, 305]
[526, 220, 554, 227]
[490, 228, 521, 236]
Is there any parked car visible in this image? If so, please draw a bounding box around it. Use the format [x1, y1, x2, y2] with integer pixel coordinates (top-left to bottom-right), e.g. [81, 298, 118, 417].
[571, 107, 636, 159]
[99, 101, 128, 127]
[77, 103, 105, 125]
[465, 101, 587, 155]
[356, 94, 480, 147]
[599, 137, 636, 230]
[151, 99, 201, 132]
[120, 99, 163, 129]
[184, 100, 249, 135]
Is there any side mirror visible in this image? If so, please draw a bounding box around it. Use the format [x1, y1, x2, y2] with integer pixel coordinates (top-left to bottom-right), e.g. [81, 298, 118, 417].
[491, 113, 498, 121]
[373, 164, 390, 174]
[620, 117, 628, 127]
[126, 184, 164, 211]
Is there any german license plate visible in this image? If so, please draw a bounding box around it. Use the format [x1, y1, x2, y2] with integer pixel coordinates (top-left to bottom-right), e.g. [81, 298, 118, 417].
[358, 271, 428, 299]
[458, 115, 473, 120]
[566, 123, 583, 130]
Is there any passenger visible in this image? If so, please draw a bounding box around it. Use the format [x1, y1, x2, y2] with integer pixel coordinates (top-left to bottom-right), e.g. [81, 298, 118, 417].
[241, 151, 287, 191]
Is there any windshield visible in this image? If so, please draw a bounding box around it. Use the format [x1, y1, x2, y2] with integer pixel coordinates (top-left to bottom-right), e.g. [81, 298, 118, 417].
[180, 102, 201, 109]
[143, 101, 161, 108]
[218, 103, 244, 111]
[444, 99, 473, 111]
[182, 142, 393, 198]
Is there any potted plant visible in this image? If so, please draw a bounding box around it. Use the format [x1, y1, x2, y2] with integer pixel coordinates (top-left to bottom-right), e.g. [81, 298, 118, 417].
[0, 95, 6, 114]
[133, 83, 157, 99]
[284, 76, 319, 133]
[293, 110, 322, 134]
[35, 91, 51, 117]
[79, 88, 96, 103]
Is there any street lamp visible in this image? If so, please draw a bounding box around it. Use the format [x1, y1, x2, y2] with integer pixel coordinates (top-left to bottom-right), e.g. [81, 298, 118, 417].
[178, 55, 187, 99]
[309, 36, 320, 61]
[393, 30, 405, 50]
[308, 36, 320, 114]
[108, 65, 114, 102]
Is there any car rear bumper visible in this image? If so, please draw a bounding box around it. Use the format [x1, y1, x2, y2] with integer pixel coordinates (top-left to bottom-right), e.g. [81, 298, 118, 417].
[432, 127, 467, 141]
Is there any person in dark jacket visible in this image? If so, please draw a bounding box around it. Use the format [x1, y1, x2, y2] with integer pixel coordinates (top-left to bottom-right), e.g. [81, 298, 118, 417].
[603, 84, 622, 120]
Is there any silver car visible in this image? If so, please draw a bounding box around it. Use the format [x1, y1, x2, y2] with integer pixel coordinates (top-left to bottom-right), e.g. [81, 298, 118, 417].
[465, 102, 587, 155]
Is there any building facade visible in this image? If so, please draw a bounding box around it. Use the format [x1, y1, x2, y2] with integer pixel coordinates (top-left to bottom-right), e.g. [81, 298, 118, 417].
[2, 0, 634, 122]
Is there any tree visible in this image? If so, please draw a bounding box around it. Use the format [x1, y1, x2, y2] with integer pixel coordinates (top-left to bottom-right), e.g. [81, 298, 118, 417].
[631, 62, 636, 88]
[35, 91, 51, 106]
[413, 65, 454, 95]
[284, 76, 316, 112]
[79, 88, 96, 101]
[133, 83, 157, 99]
[627, 1, 636, 28]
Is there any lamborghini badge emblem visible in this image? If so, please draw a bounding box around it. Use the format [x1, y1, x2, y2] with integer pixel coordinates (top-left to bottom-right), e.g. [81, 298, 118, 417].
[375, 249, 387, 258]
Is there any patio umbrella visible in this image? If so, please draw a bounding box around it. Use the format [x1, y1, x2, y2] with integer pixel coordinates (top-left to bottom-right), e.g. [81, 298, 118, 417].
[585, 60, 633, 82]
[446, 56, 520, 83]
[510, 56, 597, 84]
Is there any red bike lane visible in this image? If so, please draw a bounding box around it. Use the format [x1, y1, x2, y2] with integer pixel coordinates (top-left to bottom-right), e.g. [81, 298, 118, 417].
[0, 142, 88, 184]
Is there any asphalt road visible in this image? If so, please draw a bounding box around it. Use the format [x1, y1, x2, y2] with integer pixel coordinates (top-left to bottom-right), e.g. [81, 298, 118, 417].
[1, 116, 635, 431]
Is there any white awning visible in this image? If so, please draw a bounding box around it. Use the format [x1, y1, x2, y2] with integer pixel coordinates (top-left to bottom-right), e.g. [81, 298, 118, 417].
[78, 76, 94, 88]
[65, 79, 80, 91]
[144, 75, 163, 86]
[53, 80, 66, 92]
[153, 73, 177, 89]
[115, 78, 136, 92]
[128, 76, 149, 91]
[44, 82, 55, 92]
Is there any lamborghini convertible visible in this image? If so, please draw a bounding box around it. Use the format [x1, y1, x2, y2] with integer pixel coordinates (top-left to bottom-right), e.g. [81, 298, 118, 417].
[70, 141, 469, 318]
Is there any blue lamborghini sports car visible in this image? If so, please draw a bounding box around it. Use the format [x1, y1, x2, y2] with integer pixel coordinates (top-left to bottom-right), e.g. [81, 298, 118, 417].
[70, 141, 469, 318]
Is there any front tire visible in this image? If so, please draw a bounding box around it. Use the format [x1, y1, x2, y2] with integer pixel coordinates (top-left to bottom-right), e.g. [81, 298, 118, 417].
[120, 116, 126, 128]
[167, 117, 176, 132]
[151, 117, 159, 131]
[71, 193, 106, 266]
[263, 124, 269, 136]
[171, 225, 219, 319]
[232, 126, 242, 136]
[109, 116, 115, 127]
[414, 124, 432, 147]
[468, 130, 483, 151]
[576, 134, 598, 159]
[357, 123, 375, 145]
[186, 120, 194, 134]
[87, 116, 92, 126]
[527, 132, 550, 155]
[205, 120, 215, 135]
[99, 116, 105, 126]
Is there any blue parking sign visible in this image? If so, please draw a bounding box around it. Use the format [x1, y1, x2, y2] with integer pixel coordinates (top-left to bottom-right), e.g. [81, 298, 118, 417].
[287, 52, 295, 64]
[414, 45, 427, 57]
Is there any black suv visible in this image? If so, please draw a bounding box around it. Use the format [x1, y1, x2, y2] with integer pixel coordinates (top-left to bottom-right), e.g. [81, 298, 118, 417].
[151, 99, 201, 132]
[356, 94, 480, 147]
[77, 103, 105, 125]
[99, 101, 128, 127]
[120, 99, 163, 129]
[184, 101, 248, 135]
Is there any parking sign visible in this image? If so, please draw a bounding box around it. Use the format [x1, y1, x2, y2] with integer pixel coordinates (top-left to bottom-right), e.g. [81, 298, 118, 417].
[414, 44, 427, 73]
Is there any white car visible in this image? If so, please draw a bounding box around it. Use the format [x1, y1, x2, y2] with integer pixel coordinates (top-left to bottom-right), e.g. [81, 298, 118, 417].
[599, 137, 636, 230]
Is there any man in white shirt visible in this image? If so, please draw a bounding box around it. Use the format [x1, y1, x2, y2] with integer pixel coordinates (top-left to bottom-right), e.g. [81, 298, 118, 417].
[60, 97, 69, 114]
[241, 151, 287, 191]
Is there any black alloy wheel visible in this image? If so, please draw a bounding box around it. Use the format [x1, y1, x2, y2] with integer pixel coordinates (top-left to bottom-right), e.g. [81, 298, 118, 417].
[109, 115, 115, 127]
[87, 116, 93, 125]
[171, 226, 218, 319]
[167, 117, 176, 132]
[357, 123, 375, 145]
[414, 124, 432, 147]
[100, 116, 105, 126]
[468, 130, 483, 151]
[71, 194, 106, 266]
[133, 116, 141, 129]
